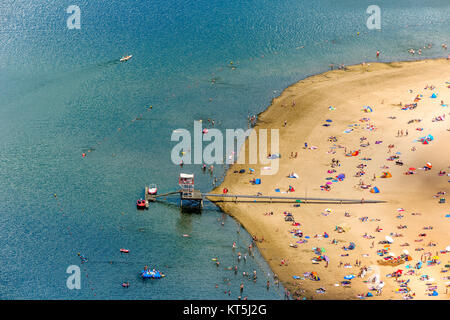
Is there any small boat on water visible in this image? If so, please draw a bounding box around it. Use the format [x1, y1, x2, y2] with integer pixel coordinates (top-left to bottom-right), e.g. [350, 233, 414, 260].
[120, 249, 129, 253]
[136, 199, 149, 209]
[120, 55, 133, 62]
[148, 183, 158, 195]
[141, 269, 165, 279]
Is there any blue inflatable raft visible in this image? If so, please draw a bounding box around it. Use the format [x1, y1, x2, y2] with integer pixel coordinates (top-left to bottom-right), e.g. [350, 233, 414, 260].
[141, 269, 165, 279]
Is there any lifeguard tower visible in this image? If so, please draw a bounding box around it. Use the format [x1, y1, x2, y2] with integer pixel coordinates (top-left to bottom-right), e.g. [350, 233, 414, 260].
[179, 173, 203, 209]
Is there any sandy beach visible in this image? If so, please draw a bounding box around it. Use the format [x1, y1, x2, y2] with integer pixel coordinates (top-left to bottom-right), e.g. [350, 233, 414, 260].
[209, 58, 450, 300]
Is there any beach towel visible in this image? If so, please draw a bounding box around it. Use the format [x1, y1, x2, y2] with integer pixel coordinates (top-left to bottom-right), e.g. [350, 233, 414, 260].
[268, 153, 281, 159]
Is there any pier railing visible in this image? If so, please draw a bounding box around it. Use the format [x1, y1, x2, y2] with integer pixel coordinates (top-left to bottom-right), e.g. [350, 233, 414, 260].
[143, 187, 386, 206]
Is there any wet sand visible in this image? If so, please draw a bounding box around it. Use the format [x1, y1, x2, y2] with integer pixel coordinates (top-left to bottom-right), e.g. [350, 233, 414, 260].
[209, 58, 450, 299]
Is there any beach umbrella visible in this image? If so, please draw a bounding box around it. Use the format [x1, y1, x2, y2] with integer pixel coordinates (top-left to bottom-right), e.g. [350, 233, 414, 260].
[382, 172, 392, 178]
[385, 236, 394, 243]
[376, 282, 385, 290]
[426, 162, 432, 168]
[344, 275, 355, 280]
[370, 187, 380, 193]
[409, 167, 416, 171]
[446, 246, 450, 252]
[403, 249, 409, 255]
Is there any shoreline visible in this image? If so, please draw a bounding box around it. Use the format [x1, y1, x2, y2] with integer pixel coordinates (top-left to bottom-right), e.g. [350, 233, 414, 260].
[208, 57, 450, 299]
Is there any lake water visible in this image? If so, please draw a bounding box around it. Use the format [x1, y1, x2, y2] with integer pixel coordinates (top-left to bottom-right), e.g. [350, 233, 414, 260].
[0, 0, 448, 299]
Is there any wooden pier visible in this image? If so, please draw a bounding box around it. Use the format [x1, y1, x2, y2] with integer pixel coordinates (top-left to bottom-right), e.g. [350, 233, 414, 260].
[141, 173, 386, 211]
[203, 193, 386, 204]
[143, 187, 386, 208]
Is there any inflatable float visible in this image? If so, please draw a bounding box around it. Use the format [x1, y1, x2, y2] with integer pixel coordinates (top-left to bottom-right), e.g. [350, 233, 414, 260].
[120, 55, 133, 62]
[141, 269, 165, 279]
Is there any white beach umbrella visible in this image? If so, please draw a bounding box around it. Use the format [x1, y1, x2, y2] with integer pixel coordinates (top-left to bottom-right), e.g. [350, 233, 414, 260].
[446, 245, 450, 252]
[385, 235, 394, 243]
[403, 249, 409, 255]
[376, 281, 385, 290]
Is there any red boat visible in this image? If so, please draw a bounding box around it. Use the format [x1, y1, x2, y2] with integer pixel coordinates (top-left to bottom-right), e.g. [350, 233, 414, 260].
[136, 199, 148, 209]
[120, 249, 129, 253]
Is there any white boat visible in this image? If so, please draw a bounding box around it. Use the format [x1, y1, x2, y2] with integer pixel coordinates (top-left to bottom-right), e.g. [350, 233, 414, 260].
[148, 183, 158, 195]
[120, 55, 133, 62]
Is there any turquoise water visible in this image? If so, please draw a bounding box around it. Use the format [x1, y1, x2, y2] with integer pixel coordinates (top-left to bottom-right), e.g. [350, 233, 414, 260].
[0, 0, 448, 299]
